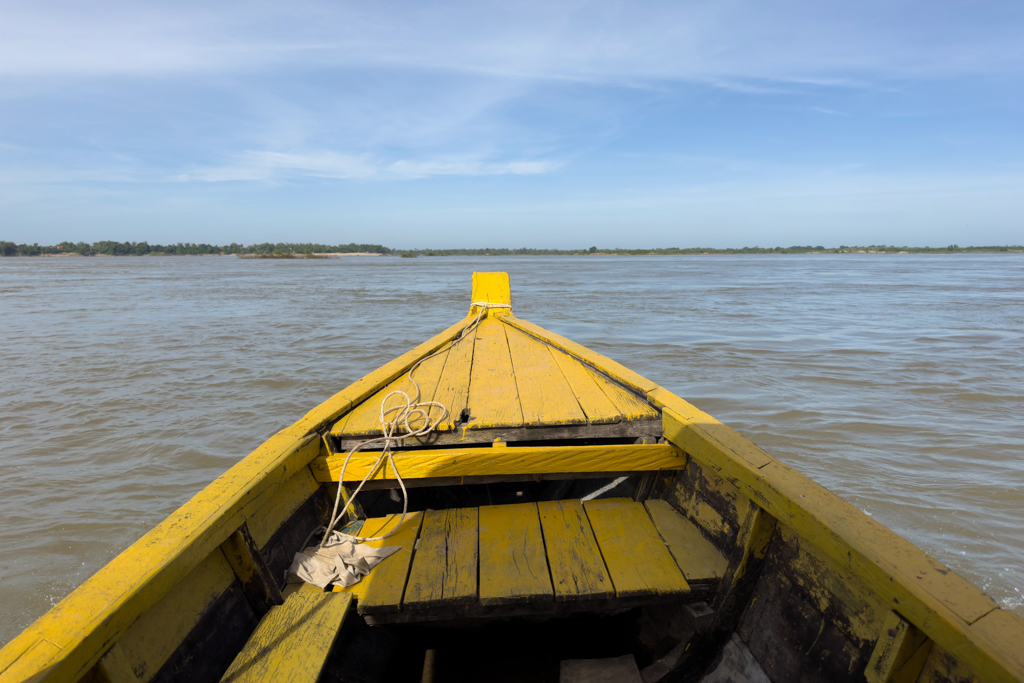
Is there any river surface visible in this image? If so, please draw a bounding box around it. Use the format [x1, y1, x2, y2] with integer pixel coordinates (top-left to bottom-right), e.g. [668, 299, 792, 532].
[1, 254, 1022, 645]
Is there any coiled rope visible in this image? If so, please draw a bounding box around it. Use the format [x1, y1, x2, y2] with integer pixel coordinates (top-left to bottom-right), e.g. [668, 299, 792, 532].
[318, 307, 493, 545]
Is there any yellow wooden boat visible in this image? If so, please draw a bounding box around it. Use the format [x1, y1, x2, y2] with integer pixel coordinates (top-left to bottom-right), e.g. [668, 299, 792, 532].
[3, 273, 1022, 683]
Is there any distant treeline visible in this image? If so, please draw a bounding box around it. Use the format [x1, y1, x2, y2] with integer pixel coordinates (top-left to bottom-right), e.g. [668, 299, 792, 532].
[2, 241, 1021, 257]
[0, 241, 390, 257]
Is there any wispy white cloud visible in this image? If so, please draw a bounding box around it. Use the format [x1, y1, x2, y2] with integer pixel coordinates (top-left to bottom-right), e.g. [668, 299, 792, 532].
[811, 107, 847, 116]
[175, 150, 562, 182]
[2, 0, 1021, 83]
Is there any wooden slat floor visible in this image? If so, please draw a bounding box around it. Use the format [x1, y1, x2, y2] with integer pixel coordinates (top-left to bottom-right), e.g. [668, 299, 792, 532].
[335, 498, 727, 624]
[330, 317, 659, 439]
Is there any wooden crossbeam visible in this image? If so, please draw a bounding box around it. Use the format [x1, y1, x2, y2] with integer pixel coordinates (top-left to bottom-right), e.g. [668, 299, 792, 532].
[309, 443, 686, 483]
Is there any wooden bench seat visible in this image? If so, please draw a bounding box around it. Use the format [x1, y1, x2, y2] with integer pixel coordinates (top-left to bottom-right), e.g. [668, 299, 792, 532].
[335, 497, 727, 625]
[220, 586, 352, 683]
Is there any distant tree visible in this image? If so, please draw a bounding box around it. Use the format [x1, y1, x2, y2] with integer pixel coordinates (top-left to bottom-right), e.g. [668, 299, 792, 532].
[589, 246, 597, 253]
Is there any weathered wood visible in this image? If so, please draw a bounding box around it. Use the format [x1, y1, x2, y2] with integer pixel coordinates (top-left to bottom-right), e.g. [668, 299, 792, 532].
[431, 324, 477, 432]
[537, 499, 613, 601]
[501, 315, 659, 396]
[364, 592, 707, 626]
[341, 512, 423, 615]
[505, 326, 587, 427]
[891, 641, 934, 683]
[654, 391, 1023, 682]
[336, 418, 662, 450]
[657, 455, 751, 551]
[0, 435, 321, 683]
[478, 503, 553, 606]
[244, 466, 320, 550]
[634, 471, 656, 502]
[148, 580, 257, 683]
[220, 591, 352, 683]
[309, 443, 686, 482]
[583, 498, 690, 598]
[865, 612, 930, 683]
[645, 499, 728, 583]
[738, 523, 891, 683]
[969, 609, 1024, 683]
[588, 369, 660, 422]
[80, 644, 136, 683]
[915, 644, 980, 683]
[220, 525, 284, 617]
[549, 346, 621, 424]
[466, 317, 523, 430]
[116, 549, 238, 683]
[667, 505, 778, 681]
[356, 471, 648, 490]
[403, 508, 479, 609]
[258, 485, 331, 587]
[714, 506, 777, 610]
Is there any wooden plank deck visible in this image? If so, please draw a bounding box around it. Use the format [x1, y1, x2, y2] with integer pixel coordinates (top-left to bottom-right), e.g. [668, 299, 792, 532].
[339, 498, 725, 624]
[479, 503, 552, 605]
[538, 499, 614, 601]
[220, 590, 352, 683]
[329, 317, 661, 439]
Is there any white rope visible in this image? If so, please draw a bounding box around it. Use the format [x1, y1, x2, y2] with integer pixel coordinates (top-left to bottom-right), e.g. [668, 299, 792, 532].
[580, 476, 629, 502]
[319, 305, 497, 545]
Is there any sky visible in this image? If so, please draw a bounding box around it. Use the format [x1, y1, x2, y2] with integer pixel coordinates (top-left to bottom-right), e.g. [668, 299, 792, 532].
[1, 0, 1022, 248]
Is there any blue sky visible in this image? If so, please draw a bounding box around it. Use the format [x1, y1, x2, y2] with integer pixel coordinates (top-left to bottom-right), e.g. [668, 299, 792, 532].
[1, 0, 1022, 248]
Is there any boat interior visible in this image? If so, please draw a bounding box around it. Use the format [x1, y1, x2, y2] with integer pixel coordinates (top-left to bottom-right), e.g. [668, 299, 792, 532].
[4, 273, 1021, 683]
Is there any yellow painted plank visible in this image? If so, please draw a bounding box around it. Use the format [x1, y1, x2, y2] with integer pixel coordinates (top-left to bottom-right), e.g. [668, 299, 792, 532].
[479, 503, 553, 606]
[501, 315, 659, 396]
[87, 643, 137, 683]
[549, 347, 621, 424]
[470, 272, 512, 316]
[865, 611, 930, 683]
[645, 499, 728, 582]
[340, 512, 424, 614]
[590, 368, 659, 421]
[404, 508, 479, 608]
[505, 325, 587, 427]
[0, 317, 477, 682]
[916, 644, 981, 683]
[118, 549, 236, 682]
[656, 392, 1023, 683]
[537, 500, 613, 602]
[332, 349, 450, 437]
[650, 387, 774, 469]
[221, 527, 282, 617]
[769, 525, 884, 644]
[220, 592, 352, 683]
[892, 641, 934, 683]
[0, 639, 61, 683]
[246, 466, 320, 549]
[466, 317, 523, 430]
[584, 498, 690, 598]
[431, 325, 477, 432]
[309, 443, 687, 482]
[969, 610, 1024, 683]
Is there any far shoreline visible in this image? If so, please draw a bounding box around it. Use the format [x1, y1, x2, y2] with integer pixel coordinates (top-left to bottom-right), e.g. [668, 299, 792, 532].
[3, 241, 1023, 258]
